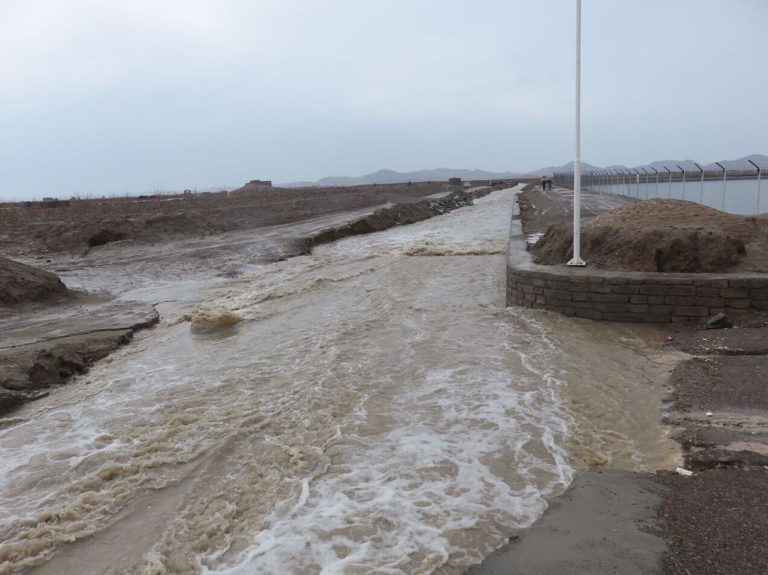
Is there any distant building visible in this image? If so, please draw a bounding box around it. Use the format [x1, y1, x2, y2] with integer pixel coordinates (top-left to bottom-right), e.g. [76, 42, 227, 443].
[448, 177, 462, 185]
[229, 179, 274, 197]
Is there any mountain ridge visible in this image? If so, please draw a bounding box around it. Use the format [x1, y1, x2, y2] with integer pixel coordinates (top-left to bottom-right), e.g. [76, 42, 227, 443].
[279, 154, 768, 187]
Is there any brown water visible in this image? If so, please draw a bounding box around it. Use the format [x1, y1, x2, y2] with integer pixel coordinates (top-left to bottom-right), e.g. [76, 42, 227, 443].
[0, 188, 680, 574]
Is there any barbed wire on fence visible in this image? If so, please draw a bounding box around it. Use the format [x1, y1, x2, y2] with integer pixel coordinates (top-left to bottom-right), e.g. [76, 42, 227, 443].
[553, 164, 763, 215]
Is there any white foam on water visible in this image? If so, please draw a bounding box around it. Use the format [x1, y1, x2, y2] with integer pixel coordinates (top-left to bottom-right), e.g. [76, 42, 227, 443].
[202, 304, 576, 574]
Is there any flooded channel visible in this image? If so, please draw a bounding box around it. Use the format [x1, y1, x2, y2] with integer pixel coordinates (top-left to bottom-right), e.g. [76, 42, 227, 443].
[0, 188, 680, 574]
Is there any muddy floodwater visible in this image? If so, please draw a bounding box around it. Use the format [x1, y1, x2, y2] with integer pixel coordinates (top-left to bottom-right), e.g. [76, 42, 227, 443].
[0, 188, 681, 574]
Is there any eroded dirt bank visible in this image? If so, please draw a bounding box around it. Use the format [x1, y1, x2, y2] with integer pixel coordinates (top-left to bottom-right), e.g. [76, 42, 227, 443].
[0, 257, 68, 305]
[0, 298, 159, 414]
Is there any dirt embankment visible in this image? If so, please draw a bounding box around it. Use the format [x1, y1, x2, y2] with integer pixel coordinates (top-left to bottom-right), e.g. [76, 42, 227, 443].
[0, 257, 158, 415]
[0, 182, 462, 256]
[307, 190, 485, 249]
[0, 257, 68, 305]
[0, 330, 133, 413]
[0, 303, 159, 415]
[532, 199, 768, 273]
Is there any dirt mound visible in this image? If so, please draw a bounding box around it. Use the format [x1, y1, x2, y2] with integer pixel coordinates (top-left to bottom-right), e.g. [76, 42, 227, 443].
[0, 182, 464, 255]
[532, 200, 767, 273]
[309, 191, 476, 246]
[0, 257, 68, 305]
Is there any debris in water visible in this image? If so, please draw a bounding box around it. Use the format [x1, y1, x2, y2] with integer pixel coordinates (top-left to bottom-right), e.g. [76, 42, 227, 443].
[190, 307, 243, 334]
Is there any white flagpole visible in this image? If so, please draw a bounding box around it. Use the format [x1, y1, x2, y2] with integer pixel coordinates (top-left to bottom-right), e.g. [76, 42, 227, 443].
[568, 0, 586, 266]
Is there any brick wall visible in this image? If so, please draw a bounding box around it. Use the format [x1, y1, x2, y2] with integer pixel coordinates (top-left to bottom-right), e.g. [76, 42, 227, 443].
[507, 257, 768, 323]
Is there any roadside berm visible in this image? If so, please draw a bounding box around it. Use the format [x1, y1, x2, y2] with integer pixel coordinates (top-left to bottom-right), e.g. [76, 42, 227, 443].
[532, 199, 768, 273]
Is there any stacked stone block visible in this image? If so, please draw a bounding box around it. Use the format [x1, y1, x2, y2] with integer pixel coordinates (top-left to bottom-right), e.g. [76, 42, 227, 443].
[507, 265, 768, 323]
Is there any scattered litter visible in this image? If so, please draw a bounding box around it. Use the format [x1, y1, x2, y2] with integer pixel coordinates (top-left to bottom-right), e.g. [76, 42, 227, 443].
[705, 312, 733, 330]
[676, 467, 694, 477]
[706, 411, 714, 417]
[666, 336, 674, 342]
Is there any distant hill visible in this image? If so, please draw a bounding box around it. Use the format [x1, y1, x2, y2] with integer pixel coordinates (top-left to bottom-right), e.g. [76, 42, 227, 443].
[526, 161, 602, 177]
[278, 154, 767, 187]
[282, 168, 526, 188]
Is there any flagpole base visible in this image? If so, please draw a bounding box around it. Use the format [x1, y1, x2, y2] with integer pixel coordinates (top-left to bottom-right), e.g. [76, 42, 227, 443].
[567, 257, 587, 267]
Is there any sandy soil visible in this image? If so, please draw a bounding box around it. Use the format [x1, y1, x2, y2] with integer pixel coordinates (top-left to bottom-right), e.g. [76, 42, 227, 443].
[0, 182, 460, 256]
[532, 198, 768, 272]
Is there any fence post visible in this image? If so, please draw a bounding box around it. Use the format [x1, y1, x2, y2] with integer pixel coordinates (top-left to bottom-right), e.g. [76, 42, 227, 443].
[748, 159, 762, 214]
[640, 167, 649, 200]
[677, 165, 686, 201]
[695, 162, 704, 204]
[663, 167, 671, 199]
[651, 167, 659, 198]
[633, 169, 640, 198]
[715, 161, 726, 211]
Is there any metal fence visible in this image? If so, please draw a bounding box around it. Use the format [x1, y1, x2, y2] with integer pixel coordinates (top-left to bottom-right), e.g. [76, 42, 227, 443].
[553, 164, 764, 215]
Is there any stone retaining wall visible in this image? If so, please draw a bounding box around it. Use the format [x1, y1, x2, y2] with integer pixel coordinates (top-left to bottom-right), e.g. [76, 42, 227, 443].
[507, 225, 768, 323]
[507, 265, 768, 322]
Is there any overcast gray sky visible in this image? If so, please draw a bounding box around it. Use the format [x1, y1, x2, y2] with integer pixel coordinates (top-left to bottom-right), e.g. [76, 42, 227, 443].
[1, 0, 765, 199]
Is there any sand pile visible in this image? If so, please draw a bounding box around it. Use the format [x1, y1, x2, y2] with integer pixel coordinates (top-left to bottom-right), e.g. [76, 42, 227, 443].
[532, 200, 768, 273]
[0, 257, 68, 305]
